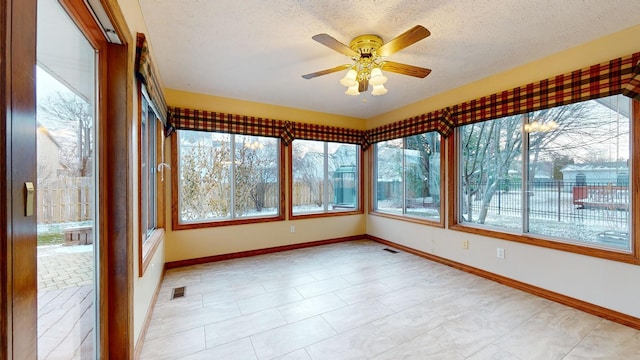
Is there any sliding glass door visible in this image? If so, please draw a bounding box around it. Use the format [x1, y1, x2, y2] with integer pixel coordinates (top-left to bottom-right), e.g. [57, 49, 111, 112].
[36, 0, 99, 357]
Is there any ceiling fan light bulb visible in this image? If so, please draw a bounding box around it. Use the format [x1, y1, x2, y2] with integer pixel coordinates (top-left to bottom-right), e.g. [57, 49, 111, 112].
[340, 69, 358, 87]
[371, 84, 388, 96]
[369, 68, 387, 86]
[345, 85, 360, 96]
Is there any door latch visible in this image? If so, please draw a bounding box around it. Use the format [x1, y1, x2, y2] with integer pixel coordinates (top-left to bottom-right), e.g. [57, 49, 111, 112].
[25, 182, 35, 217]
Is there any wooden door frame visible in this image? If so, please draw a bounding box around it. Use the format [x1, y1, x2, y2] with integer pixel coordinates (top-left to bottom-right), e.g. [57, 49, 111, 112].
[1, 0, 134, 358]
[1, 0, 38, 358]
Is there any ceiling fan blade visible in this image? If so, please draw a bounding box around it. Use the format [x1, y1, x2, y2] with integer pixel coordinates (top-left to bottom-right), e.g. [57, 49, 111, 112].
[312, 34, 359, 57]
[381, 61, 431, 78]
[377, 25, 430, 57]
[302, 64, 351, 79]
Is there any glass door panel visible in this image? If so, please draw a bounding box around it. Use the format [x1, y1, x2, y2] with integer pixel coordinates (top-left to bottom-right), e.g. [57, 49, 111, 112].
[36, 0, 98, 358]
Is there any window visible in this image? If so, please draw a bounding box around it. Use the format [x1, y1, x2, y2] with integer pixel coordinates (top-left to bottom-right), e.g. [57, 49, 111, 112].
[457, 95, 631, 252]
[373, 132, 442, 223]
[176, 130, 282, 227]
[291, 140, 361, 216]
[138, 89, 165, 277]
[141, 93, 158, 238]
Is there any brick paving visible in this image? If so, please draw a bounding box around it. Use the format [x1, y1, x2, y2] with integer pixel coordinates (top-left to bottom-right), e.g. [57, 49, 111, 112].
[37, 244, 95, 359]
[37, 244, 94, 292]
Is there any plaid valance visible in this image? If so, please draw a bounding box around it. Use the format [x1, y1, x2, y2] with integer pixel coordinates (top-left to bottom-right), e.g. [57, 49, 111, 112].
[136, 33, 168, 124]
[452, 52, 640, 127]
[623, 56, 640, 100]
[366, 109, 454, 144]
[293, 122, 368, 149]
[170, 107, 369, 148]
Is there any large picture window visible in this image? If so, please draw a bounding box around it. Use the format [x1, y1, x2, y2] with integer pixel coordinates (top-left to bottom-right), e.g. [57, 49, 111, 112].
[373, 132, 442, 222]
[458, 95, 631, 251]
[291, 140, 360, 216]
[176, 130, 281, 226]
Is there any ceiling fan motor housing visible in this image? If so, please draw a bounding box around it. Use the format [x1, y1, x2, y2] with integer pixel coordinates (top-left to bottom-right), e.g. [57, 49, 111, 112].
[349, 34, 384, 58]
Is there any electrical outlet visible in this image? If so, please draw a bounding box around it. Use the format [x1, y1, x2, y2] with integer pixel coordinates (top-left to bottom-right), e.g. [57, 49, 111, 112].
[496, 247, 505, 259]
[290, 225, 295, 233]
[463, 240, 469, 250]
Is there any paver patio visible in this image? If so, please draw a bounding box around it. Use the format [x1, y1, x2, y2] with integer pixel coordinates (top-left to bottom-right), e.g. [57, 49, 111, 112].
[37, 244, 94, 359]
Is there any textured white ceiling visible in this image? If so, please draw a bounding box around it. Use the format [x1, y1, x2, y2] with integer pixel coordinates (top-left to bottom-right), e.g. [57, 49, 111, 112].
[139, 0, 640, 119]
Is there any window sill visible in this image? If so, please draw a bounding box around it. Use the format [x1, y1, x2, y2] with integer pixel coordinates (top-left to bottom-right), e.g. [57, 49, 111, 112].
[369, 210, 444, 228]
[140, 228, 164, 277]
[290, 208, 363, 220]
[173, 214, 285, 231]
[449, 223, 640, 265]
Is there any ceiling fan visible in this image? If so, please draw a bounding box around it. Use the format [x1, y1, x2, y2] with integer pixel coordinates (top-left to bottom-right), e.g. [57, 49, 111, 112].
[302, 25, 432, 96]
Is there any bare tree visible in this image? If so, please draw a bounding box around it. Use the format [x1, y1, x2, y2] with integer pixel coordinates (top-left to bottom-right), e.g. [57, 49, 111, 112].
[39, 91, 93, 176]
[461, 99, 629, 224]
[406, 132, 441, 201]
[461, 115, 522, 223]
[235, 138, 278, 214]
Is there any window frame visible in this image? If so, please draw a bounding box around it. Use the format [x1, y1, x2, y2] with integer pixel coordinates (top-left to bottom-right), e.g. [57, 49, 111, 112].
[370, 132, 445, 228]
[288, 139, 364, 219]
[137, 84, 164, 277]
[449, 99, 640, 265]
[172, 130, 285, 230]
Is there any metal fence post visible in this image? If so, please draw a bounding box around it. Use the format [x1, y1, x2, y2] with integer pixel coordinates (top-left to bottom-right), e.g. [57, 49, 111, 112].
[557, 181, 561, 222]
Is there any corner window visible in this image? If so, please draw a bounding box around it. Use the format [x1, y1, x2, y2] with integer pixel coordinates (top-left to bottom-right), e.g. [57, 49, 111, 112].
[458, 95, 631, 252]
[176, 130, 282, 227]
[291, 140, 361, 216]
[373, 131, 442, 223]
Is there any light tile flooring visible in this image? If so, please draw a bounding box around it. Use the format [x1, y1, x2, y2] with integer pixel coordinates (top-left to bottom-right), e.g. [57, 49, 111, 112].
[140, 240, 640, 360]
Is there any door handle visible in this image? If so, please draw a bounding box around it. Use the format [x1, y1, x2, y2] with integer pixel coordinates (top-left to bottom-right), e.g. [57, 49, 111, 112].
[25, 182, 35, 217]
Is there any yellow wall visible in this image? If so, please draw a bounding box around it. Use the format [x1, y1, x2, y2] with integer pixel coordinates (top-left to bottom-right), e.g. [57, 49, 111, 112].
[166, 216, 366, 262]
[115, 0, 166, 350]
[166, 89, 367, 130]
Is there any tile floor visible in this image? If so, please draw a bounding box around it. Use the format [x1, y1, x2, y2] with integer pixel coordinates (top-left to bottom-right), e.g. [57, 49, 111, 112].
[140, 240, 640, 360]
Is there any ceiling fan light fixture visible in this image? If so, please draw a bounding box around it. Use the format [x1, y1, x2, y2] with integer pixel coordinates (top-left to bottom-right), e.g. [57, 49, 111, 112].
[369, 67, 387, 86]
[345, 85, 360, 96]
[339, 69, 358, 87]
[371, 84, 388, 96]
[302, 26, 431, 99]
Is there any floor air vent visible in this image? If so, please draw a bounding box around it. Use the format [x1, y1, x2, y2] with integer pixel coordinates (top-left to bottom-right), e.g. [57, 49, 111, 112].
[383, 248, 399, 254]
[171, 286, 186, 300]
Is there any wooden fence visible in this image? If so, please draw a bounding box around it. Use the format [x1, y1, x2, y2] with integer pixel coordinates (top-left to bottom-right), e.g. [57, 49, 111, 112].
[37, 177, 93, 224]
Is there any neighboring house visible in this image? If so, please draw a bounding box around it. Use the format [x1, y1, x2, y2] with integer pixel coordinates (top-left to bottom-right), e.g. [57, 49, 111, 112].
[36, 124, 61, 183]
[560, 161, 629, 185]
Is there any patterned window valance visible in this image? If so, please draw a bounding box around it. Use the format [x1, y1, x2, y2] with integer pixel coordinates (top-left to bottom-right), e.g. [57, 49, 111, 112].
[169, 107, 370, 148]
[366, 109, 454, 144]
[292, 122, 367, 148]
[452, 52, 640, 127]
[135, 33, 169, 124]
